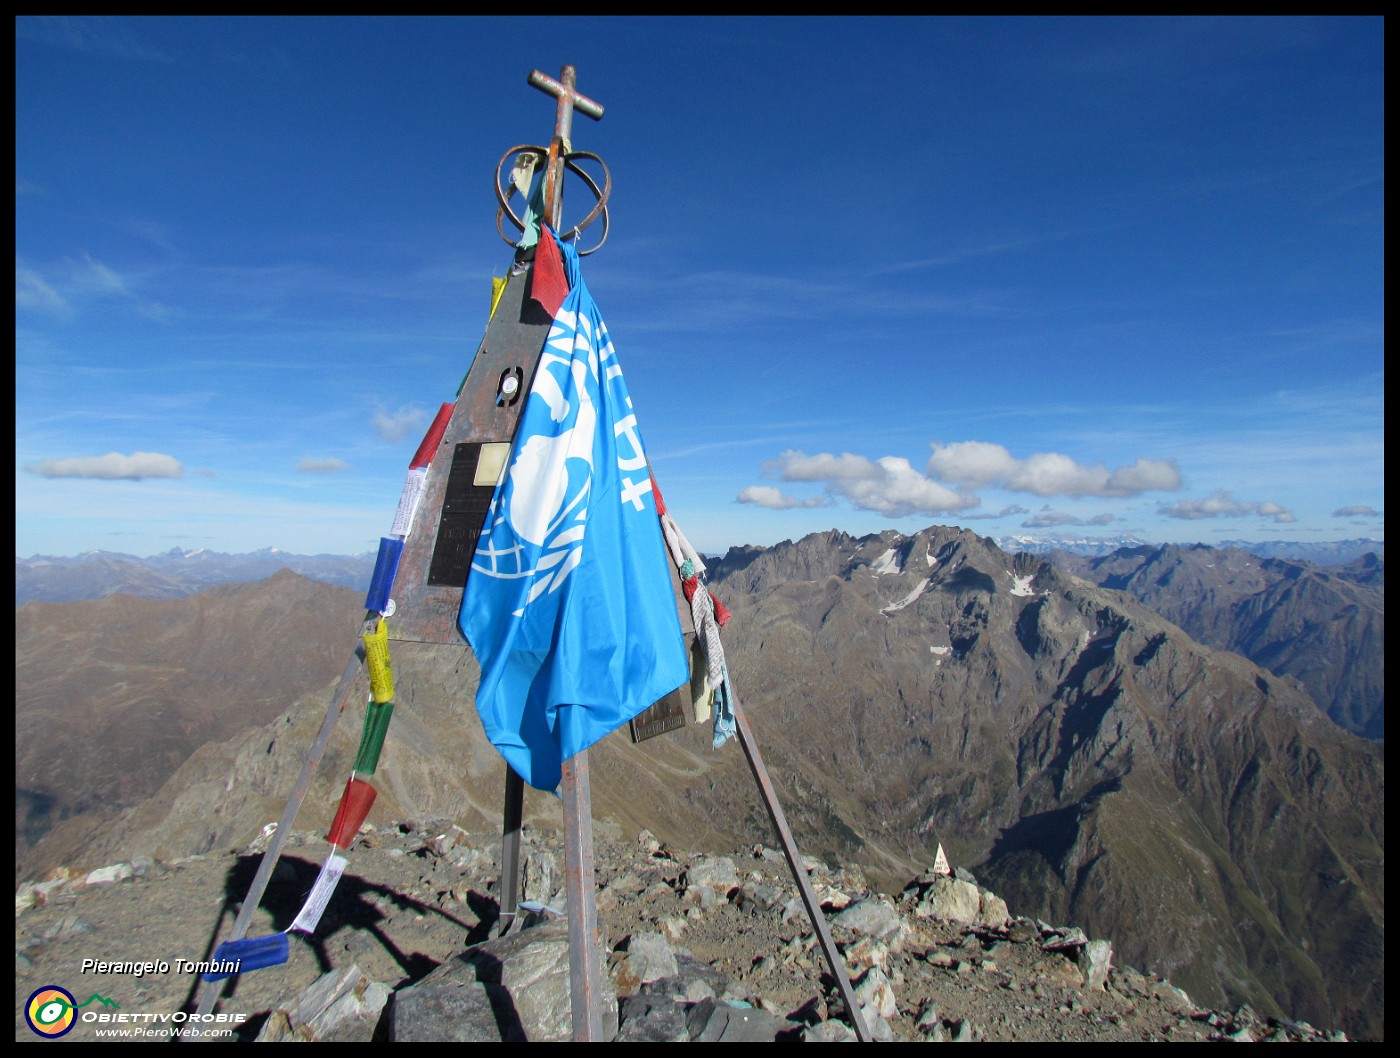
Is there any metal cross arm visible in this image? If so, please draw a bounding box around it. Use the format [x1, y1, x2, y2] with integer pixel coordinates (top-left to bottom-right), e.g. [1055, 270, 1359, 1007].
[528, 65, 604, 228]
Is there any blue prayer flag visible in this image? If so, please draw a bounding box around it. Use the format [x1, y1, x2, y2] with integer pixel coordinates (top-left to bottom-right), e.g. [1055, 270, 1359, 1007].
[460, 236, 688, 791]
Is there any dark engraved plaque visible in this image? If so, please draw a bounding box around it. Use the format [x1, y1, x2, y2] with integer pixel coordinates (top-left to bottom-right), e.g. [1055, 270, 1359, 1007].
[628, 685, 688, 742]
[428, 442, 497, 588]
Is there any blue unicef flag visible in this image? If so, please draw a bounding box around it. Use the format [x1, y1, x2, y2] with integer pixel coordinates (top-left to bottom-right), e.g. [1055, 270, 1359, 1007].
[460, 237, 688, 792]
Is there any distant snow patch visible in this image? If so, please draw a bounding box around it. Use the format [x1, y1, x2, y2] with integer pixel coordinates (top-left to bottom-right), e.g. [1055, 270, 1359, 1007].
[929, 645, 951, 655]
[925, 547, 936, 568]
[1009, 572, 1035, 597]
[881, 580, 929, 614]
[870, 548, 901, 575]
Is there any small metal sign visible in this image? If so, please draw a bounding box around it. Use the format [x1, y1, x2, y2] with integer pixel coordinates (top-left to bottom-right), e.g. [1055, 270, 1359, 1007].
[628, 685, 688, 743]
[428, 442, 498, 588]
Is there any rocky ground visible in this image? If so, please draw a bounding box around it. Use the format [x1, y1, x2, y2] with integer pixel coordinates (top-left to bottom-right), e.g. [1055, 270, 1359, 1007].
[15, 818, 1350, 1043]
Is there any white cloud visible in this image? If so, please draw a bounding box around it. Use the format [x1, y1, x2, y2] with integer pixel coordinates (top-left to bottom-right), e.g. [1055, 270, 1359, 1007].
[926, 441, 1181, 498]
[764, 450, 977, 518]
[26, 451, 184, 480]
[736, 485, 827, 510]
[1158, 490, 1296, 523]
[15, 253, 169, 319]
[769, 450, 886, 482]
[71, 252, 129, 296]
[372, 407, 427, 444]
[15, 263, 67, 314]
[1021, 510, 1117, 529]
[925, 440, 1019, 486]
[296, 457, 349, 474]
[1106, 458, 1183, 494]
[1333, 504, 1378, 517]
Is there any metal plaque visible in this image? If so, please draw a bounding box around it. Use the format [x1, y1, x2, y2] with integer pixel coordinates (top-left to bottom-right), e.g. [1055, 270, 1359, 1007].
[629, 685, 688, 743]
[428, 443, 498, 588]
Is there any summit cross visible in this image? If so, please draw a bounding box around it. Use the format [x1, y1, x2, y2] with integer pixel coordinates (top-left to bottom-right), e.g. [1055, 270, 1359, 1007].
[527, 65, 604, 230]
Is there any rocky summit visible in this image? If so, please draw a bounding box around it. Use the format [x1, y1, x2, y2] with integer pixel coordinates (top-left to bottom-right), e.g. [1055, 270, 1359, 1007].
[13, 820, 1351, 1043]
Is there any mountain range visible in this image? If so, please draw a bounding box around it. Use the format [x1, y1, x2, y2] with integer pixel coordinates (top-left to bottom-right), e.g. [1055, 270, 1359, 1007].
[12, 526, 1385, 1039]
[14, 572, 362, 871]
[14, 547, 375, 606]
[15, 535, 1383, 607]
[994, 534, 1383, 565]
[1048, 544, 1384, 739]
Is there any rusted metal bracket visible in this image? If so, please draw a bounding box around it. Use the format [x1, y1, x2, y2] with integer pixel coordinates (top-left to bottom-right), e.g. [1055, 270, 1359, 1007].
[494, 145, 611, 254]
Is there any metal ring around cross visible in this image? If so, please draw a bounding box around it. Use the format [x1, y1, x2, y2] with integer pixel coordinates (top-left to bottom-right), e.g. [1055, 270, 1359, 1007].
[494, 144, 611, 256]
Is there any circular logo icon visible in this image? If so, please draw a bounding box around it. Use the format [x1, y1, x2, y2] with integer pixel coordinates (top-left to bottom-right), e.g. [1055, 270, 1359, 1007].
[26, 986, 77, 1037]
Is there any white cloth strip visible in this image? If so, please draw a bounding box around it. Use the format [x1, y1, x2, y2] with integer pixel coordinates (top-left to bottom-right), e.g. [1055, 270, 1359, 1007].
[390, 466, 429, 538]
[288, 850, 349, 935]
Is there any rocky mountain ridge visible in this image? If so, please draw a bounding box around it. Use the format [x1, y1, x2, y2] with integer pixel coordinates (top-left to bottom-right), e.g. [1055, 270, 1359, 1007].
[1047, 543, 1384, 739]
[14, 548, 375, 606]
[14, 818, 1353, 1042]
[14, 535, 1383, 607]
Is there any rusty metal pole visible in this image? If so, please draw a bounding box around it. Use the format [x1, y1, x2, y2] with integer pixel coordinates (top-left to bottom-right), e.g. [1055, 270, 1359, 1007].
[731, 692, 873, 1042]
[497, 766, 525, 936]
[525, 64, 608, 1040]
[193, 645, 369, 1022]
[560, 752, 606, 1040]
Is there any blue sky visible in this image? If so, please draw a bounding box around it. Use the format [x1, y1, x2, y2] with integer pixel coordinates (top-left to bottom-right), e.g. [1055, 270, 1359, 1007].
[16, 16, 1384, 558]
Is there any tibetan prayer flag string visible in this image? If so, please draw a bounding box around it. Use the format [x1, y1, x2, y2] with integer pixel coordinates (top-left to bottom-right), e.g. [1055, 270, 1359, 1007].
[326, 777, 377, 850]
[352, 700, 395, 776]
[362, 619, 394, 704]
[202, 933, 290, 982]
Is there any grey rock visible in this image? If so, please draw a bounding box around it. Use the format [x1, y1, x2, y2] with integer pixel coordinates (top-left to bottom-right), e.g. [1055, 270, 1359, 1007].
[686, 998, 802, 1042]
[686, 855, 739, 893]
[392, 981, 526, 1042]
[395, 919, 616, 1042]
[1077, 938, 1112, 991]
[1152, 979, 1194, 1009]
[853, 965, 899, 1019]
[802, 1019, 856, 1042]
[978, 889, 1011, 929]
[734, 881, 784, 915]
[1042, 926, 1089, 951]
[832, 897, 903, 940]
[915, 876, 982, 924]
[620, 930, 678, 985]
[521, 848, 558, 904]
[915, 996, 941, 1032]
[259, 962, 390, 1042]
[616, 993, 689, 1042]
